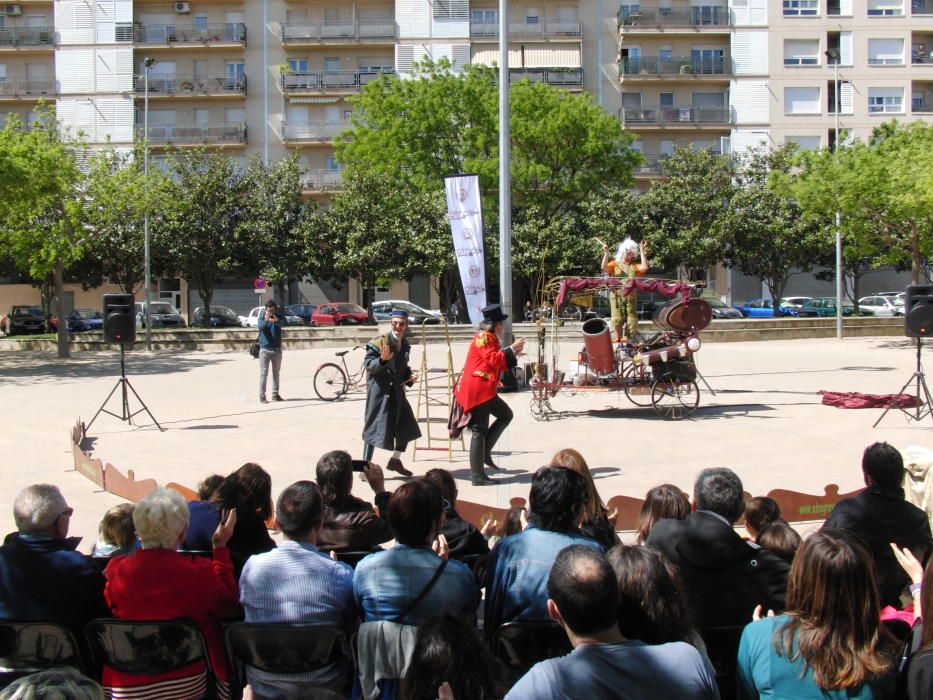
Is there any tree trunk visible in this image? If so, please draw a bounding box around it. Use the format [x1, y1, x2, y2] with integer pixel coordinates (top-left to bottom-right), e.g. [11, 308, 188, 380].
[54, 258, 69, 359]
[361, 281, 374, 323]
[277, 281, 288, 308]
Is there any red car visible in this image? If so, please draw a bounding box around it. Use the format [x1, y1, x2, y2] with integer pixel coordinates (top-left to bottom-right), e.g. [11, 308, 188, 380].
[311, 303, 371, 326]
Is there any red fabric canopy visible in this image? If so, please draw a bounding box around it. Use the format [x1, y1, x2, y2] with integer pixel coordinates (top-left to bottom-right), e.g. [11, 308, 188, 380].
[819, 391, 920, 409]
[556, 277, 693, 308]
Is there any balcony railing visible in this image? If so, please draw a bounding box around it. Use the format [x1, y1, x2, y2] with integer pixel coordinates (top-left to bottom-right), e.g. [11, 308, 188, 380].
[0, 77, 56, 97]
[137, 123, 247, 145]
[634, 150, 723, 175]
[0, 27, 54, 47]
[301, 169, 345, 191]
[618, 7, 730, 27]
[281, 121, 349, 142]
[470, 20, 582, 39]
[620, 105, 733, 126]
[134, 23, 246, 45]
[282, 20, 397, 42]
[509, 67, 584, 86]
[620, 55, 732, 76]
[914, 92, 933, 111]
[282, 69, 394, 93]
[135, 74, 246, 95]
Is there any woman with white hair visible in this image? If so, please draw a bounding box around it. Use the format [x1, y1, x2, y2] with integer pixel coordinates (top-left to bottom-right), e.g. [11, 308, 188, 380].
[104, 488, 238, 700]
[600, 237, 649, 342]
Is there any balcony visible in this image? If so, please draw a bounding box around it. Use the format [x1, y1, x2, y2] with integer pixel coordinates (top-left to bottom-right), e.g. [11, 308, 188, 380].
[619, 55, 732, 78]
[620, 105, 733, 127]
[134, 23, 246, 46]
[281, 120, 349, 143]
[135, 74, 246, 97]
[281, 20, 396, 44]
[470, 20, 582, 39]
[282, 70, 394, 94]
[137, 123, 247, 146]
[618, 6, 731, 29]
[301, 169, 344, 192]
[0, 27, 54, 49]
[913, 37, 933, 64]
[913, 0, 933, 13]
[0, 77, 56, 99]
[634, 150, 723, 176]
[509, 67, 584, 87]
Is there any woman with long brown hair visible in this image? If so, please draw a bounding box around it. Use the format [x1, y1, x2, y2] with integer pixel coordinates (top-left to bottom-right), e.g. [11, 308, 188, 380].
[737, 529, 898, 699]
[635, 483, 690, 544]
[549, 448, 618, 548]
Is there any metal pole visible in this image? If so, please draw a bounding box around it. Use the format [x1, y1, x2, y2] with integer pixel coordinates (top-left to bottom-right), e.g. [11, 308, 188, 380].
[834, 59, 842, 340]
[498, 0, 512, 340]
[144, 57, 153, 350]
[263, 0, 269, 165]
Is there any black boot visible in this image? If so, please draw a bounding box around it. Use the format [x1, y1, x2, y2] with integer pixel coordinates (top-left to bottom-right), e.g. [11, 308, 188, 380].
[483, 413, 513, 471]
[469, 430, 497, 486]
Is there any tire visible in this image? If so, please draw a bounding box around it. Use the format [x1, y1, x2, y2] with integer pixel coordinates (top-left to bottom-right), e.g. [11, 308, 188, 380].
[313, 363, 349, 401]
[561, 305, 583, 322]
[651, 373, 699, 420]
[622, 363, 653, 407]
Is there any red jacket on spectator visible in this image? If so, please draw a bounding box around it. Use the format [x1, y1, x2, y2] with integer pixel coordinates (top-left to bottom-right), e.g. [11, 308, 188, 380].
[455, 330, 510, 413]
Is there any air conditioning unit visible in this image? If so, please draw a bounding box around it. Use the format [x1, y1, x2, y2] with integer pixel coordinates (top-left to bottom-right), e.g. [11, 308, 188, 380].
[174, 1, 191, 13]
[4, 5, 23, 16]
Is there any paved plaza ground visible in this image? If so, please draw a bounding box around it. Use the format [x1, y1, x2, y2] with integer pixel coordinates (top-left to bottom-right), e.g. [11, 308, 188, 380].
[2, 333, 931, 551]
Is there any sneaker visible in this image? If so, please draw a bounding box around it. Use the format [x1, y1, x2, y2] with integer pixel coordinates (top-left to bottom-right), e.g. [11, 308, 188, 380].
[272, 394, 284, 402]
[385, 457, 413, 477]
[259, 396, 268, 404]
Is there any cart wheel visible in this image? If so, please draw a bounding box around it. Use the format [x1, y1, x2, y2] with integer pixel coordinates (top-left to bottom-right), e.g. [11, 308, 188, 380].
[313, 363, 349, 401]
[651, 373, 699, 420]
[622, 364, 653, 407]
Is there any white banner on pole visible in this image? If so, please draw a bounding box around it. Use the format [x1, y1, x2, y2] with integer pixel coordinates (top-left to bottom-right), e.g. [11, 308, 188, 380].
[445, 174, 487, 324]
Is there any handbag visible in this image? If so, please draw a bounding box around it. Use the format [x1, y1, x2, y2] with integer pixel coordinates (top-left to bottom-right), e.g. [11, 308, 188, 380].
[249, 329, 261, 359]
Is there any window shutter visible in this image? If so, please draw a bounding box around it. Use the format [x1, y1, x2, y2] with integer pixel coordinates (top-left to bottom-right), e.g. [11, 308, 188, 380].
[732, 31, 768, 75]
[96, 50, 116, 93]
[451, 44, 471, 72]
[784, 86, 821, 114]
[96, 0, 115, 43]
[840, 80, 853, 114]
[730, 129, 769, 155]
[395, 45, 415, 73]
[56, 49, 95, 93]
[730, 79, 769, 123]
[840, 31, 853, 65]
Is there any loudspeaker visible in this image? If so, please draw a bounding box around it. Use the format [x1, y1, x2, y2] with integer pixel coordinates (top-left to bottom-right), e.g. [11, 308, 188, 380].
[103, 293, 136, 344]
[905, 285, 933, 338]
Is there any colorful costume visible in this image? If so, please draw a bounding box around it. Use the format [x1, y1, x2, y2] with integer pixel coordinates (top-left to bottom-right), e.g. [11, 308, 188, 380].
[606, 258, 644, 340]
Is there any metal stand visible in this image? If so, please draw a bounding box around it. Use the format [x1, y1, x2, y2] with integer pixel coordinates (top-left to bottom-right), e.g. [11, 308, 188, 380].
[84, 345, 164, 436]
[874, 337, 933, 427]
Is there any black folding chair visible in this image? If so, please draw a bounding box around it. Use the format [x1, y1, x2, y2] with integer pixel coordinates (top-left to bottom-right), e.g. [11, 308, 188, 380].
[0, 621, 84, 688]
[489, 621, 571, 684]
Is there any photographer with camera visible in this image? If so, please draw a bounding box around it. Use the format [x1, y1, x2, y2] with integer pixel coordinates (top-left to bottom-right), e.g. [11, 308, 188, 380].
[258, 299, 285, 403]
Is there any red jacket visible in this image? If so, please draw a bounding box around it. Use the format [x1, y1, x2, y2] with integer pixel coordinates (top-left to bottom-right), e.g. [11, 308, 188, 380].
[455, 330, 514, 412]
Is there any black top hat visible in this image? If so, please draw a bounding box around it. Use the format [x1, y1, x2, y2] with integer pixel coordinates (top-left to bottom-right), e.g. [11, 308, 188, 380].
[481, 304, 508, 324]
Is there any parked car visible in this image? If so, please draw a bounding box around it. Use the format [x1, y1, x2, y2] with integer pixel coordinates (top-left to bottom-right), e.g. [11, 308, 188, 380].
[371, 300, 442, 325]
[65, 309, 104, 333]
[240, 306, 303, 328]
[582, 293, 612, 320]
[780, 296, 812, 314]
[286, 304, 317, 325]
[858, 295, 903, 317]
[135, 301, 187, 328]
[735, 298, 801, 318]
[705, 298, 745, 319]
[311, 303, 371, 326]
[797, 297, 856, 317]
[191, 305, 242, 328]
[5, 306, 47, 335]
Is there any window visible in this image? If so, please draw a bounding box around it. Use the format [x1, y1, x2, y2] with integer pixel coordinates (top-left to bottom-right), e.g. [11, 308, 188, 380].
[288, 59, 308, 73]
[194, 15, 208, 32]
[785, 86, 821, 113]
[783, 0, 818, 15]
[660, 92, 674, 107]
[326, 156, 340, 171]
[784, 39, 820, 65]
[471, 10, 497, 22]
[324, 57, 341, 72]
[691, 49, 724, 74]
[659, 48, 673, 62]
[786, 134, 822, 150]
[867, 0, 903, 14]
[526, 8, 540, 24]
[868, 87, 903, 113]
[868, 38, 904, 64]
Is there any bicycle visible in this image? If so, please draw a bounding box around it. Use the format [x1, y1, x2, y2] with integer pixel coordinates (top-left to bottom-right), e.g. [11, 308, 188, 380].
[313, 346, 368, 401]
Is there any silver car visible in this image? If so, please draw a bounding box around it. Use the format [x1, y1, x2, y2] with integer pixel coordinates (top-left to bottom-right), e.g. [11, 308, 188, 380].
[858, 295, 903, 317]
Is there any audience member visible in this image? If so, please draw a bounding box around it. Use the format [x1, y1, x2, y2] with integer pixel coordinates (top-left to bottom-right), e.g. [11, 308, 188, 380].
[504, 546, 720, 700]
[607, 544, 703, 649]
[484, 467, 603, 637]
[213, 462, 276, 575]
[354, 479, 479, 625]
[91, 503, 137, 558]
[0, 667, 104, 700]
[549, 449, 618, 548]
[316, 450, 393, 553]
[824, 442, 933, 608]
[737, 529, 898, 699]
[239, 480, 355, 699]
[635, 483, 690, 544]
[182, 474, 224, 551]
[756, 520, 801, 563]
[401, 614, 506, 700]
[0, 484, 108, 634]
[647, 468, 789, 627]
[425, 468, 489, 560]
[104, 488, 240, 698]
[904, 547, 933, 699]
[484, 507, 526, 550]
[743, 497, 781, 543]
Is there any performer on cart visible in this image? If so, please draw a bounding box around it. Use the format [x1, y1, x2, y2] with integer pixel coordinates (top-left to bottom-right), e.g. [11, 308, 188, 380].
[600, 237, 649, 343]
[362, 309, 420, 477]
[454, 304, 526, 486]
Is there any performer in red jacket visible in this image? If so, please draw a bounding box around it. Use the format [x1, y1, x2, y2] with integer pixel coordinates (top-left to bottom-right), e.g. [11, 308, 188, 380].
[454, 304, 525, 485]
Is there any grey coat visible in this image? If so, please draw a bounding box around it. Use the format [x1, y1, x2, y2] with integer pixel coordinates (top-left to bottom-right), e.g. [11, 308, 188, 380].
[362, 333, 422, 450]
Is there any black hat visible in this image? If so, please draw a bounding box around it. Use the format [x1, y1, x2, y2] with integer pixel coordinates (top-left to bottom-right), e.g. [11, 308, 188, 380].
[481, 304, 508, 323]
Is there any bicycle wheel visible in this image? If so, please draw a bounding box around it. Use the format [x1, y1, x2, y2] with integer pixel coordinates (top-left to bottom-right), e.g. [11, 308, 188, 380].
[313, 363, 349, 401]
[651, 373, 699, 420]
[622, 363, 653, 407]
[561, 305, 583, 322]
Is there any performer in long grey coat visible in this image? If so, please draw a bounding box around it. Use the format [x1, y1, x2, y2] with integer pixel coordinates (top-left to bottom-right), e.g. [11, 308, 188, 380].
[362, 308, 421, 476]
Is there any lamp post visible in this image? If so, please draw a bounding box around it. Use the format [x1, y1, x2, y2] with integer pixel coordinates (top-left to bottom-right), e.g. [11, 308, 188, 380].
[825, 48, 843, 340]
[143, 56, 156, 351]
[499, 0, 513, 340]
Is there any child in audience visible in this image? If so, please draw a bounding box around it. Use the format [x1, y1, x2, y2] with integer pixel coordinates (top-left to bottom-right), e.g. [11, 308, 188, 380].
[92, 503, 137, 558]
[744, 497, 782, 543]
[636, 484, 690, 544]
[756, 520, 801, 563]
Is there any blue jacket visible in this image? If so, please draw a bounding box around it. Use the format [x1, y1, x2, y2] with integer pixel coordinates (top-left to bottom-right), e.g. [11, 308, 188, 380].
[258, 310, 284, 349]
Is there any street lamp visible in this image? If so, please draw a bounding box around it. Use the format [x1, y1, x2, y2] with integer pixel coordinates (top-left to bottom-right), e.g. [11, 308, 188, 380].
[143, 56, 156, 351]
[498, 0, 512, 339]
[825, 48, 843, 340]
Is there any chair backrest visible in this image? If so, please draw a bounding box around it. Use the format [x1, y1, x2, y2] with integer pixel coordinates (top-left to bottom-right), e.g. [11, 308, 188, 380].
[333, 550, 377, 568]
[0, 621, 84, 686]
[225, 622, 348, 675]
[700, 625, 745, 700]
[83, 618, 210, 677]
[489, 621, 571, 673]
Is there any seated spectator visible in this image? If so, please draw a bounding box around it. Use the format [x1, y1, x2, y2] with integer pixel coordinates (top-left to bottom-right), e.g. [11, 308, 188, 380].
[647, 468, 789, 627]
[424, 468, 489, 560]
[0, 666, 104, 700]
[213, 463, 276, 575]
[824, 442, 932, 608]
[485, 506, 526, 550]
[743, 497, 781, 543]
[607, 544, 703, 650]
[401, 614, 506, 700]
[504, 546, 719, 700]
[0, 484, 108, 634]
[239, 480, 355, 699]
[484, 467, 603, 637]
[104, 488, 240, 699]
[635, 483, 690, 544]
[755, 520, 801, 563]
[317, 450, 393, 553]
[738, 529, 898, 699]
[91, 503, 137, 558]
[182, 474, 224, 551]
[549, 449, 619, 548]
[905, 548, 933, 699]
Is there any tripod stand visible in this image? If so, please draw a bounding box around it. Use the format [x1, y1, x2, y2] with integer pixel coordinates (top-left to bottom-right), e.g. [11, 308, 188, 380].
[84, 344, 164, 436]
[874, 337, 933, 427]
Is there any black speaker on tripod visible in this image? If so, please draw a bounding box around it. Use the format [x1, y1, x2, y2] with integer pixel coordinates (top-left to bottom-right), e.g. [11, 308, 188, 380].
[905, 285, 933, 338]
[103, 293, 136, 345]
